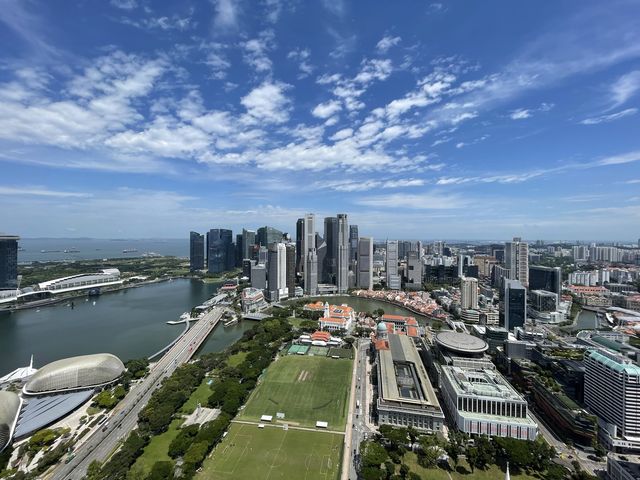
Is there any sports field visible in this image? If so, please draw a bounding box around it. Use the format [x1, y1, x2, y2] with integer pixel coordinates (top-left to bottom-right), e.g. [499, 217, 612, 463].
[195, 422, 343, 480]
[239, 355, 352, 429]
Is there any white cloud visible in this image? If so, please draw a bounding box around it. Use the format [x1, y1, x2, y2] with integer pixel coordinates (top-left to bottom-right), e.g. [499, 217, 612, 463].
[510, 108, 531, 120]
[330, 128, 353, 141]
[0, 186, 91, 198]
[119, 14, 193, 31]
[241, 31, 274, 72]
[212, 0, 239, 30]
[241, 81, 291, 123]
[287, 48, 314, 78]
[110, 0, 137, 9]
[580, 108, 637, 125]
[323, 178, 424, 192]
[356, 192, 468, 209]
[312, 100, 342, 119]
[321, 0, 345, 17]
[594, 150, 640, 166]
[611, 70, 640, 107]
[376, 35, 401, 53]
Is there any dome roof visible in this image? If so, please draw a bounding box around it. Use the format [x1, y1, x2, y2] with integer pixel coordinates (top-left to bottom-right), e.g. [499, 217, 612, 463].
[435, 331, 488, 355]
[0, 391, 21, 452]
[376, 321, 388, 332]
[24, 353, 125, 395]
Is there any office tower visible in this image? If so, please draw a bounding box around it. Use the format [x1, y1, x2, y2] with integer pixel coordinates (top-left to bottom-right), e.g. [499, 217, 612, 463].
[503, 279, 526, 331]
[256, 226, 284, 247]
[357, 237, 373, 289]
[457, 254, 465, 278]
[584, 350, 640, 451]
[528, 266, 561, 297]
[267, 243, 287, 301]
[242, 259, 254, 279]
[189, 231, 205, 271]
[337, 214, 349, 293]
[505, 237, 529, 285]
[349, 225, 359, 267]
[258, 246, 268, 265]
[0, 234, 19, 290]
[295, 218, 304, 273]
[250, 264, 267, 290]
[285, 244, 296, 298]
[242, 229, 256, 260]
[315, 234, 326, 284]
[323, 216, 338, 283]
[235, 233, 243, 267]
[305, 248, 318, 295]
[386, 240, 401, 290]
[406, 251, 423, 289]
[206, 228, 233, 274]
[461, 276, 479, 310]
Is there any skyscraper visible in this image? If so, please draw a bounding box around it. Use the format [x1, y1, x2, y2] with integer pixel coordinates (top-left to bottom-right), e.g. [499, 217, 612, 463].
[295, 218, 304, 273]
[337, 213, 349, 293]
[285, 244, 296, 298]
[406, 250, 423, 289]
[0, 234, 19, 290]
[189, 231, 205, 271]
[584, 350, 640, 451]
[386, 240, 401, 290]
[323, 216, 338, 283]
[305, 248, 318, 295]
[315, 233, 326, 284]
[256, 226, 284, 247]
[242, 229, 256, 260]
[349, 224, 359, 266]
[528, 265, 561, 297]
[206, 229, 233, 274]
[267, 242, 288, 301]
[461, 276, 479, 310]
[357, 236, 373, 289]
[505, 237, 529, 285]
[503, 279, 526, 331]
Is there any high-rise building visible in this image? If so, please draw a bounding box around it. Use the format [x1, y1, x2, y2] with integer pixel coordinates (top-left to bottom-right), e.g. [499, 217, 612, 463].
[323, 217, 338, 283]
[528, 266, 561, 297]
[461, 276, 479, 310]
[337, 214, 349, 293]
[305, 248, 318, 295]
[349, 225, 359, 267]
[386, 240, 401, 290]
[295, 218, 304, 273]
[0, 234, 19, 290]
[256, 226, 284, 247]
[285, 244, 296, 298]
[406, 251, 423, 289]
[267, 242, 288, 301]
[315, 233, 326, 284]
[357, 237, 373, 289]
[250, 263, 267, 290]
[584, 350, 640, 452]
[189, 231, 205, 271]
[503, 279, 527, 331]
[235, 233, 243, 267]
[241, 229, 256, 261]
[505, 237, 529, 285]
[206, 229, 233, 274]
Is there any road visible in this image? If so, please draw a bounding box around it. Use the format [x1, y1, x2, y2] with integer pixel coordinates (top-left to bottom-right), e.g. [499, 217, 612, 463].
[46, 307, 223, 480]
[347, 338, 375, 480]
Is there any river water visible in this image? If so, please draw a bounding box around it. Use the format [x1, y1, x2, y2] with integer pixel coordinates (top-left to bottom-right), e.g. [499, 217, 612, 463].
[0, 279, 251, 374]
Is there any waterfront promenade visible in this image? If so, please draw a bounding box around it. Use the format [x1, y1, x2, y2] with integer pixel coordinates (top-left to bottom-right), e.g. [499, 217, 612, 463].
[46, 307, 223, 480]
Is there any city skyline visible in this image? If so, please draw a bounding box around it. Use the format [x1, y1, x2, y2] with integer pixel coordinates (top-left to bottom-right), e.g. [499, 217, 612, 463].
[1, 1, 640, 239]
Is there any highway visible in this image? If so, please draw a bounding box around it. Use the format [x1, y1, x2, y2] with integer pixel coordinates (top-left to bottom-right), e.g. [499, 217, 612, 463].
[347, 338, 376, 480]
[46, 307, 223, 480]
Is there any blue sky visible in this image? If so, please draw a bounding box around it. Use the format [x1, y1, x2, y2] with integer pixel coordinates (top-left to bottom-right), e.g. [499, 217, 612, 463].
[0, 0, 639, 241]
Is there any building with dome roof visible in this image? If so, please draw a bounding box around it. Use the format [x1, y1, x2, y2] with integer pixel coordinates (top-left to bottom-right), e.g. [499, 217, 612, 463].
[0, 391, 21, 452]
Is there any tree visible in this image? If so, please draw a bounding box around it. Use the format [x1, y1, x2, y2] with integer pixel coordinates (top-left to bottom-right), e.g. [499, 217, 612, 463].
[361, 466, 384, 480]
[361, 441, 389, 467]
[147, 461, 174, 480]
[466, 447, 479, 473]
[384, 460, 395, 479]
[417, 435, 441, 468]
[183, 441, 209, 467]
[399, 464, 410, 479]
[86, 461, 103, 480]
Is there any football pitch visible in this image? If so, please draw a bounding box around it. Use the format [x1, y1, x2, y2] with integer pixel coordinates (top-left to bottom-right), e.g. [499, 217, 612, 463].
[239, 355, 352, 429]
[196, 423, 343, 480]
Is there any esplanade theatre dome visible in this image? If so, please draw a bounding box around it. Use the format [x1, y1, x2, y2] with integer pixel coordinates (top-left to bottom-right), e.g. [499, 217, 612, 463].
[23, 353, 125, 395]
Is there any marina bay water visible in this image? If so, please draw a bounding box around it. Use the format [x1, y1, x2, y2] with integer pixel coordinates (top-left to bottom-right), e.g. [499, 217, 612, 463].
[0, 279, 251, 374]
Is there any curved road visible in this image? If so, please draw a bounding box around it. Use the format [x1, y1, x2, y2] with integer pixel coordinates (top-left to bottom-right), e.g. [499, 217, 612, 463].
[46, 307, 223, 480]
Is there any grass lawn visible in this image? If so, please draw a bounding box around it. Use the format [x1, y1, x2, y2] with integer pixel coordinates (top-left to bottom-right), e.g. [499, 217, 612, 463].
[131, 418, 183, 476]
[402, 453, 540, 480]
[180, 378, 213, 414]
[227, 351, 248, 367]
[239, 355, 352, 429]
[195, 422, 343, 480]
[286, 317, 306, 328]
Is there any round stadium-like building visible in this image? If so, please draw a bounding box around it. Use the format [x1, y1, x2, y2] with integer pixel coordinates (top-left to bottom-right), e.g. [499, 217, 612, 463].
[0, 391, 21, 452]
[435, 331, 488, 358]
[23, 353, 125, 395]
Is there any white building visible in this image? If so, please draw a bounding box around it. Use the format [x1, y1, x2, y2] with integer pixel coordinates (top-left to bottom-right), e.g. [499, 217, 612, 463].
[37, 268, 122, 293]
[386, 240, 401, 290]
[584, 350, 640, 452]
[267, 242, 288, 301]
[505, 238, 529, 286]
[461, 276, 479, 310]
[439, 358, 538, 440]
[241, 287, 268, 313]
